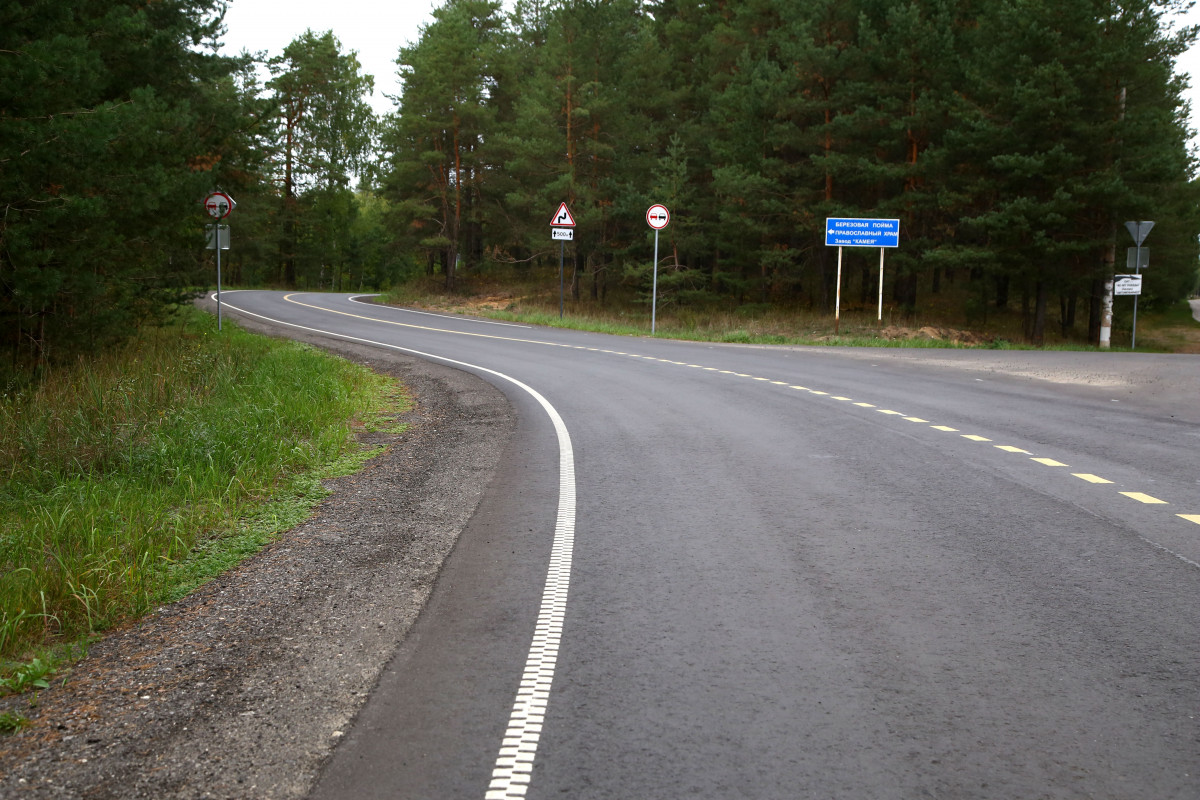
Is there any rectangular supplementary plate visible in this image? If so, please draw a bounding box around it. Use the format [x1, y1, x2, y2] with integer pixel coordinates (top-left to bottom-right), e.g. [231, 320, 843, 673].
[825, 217, 900, 248]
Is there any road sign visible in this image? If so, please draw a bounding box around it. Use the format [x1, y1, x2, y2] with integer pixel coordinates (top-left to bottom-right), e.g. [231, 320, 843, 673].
[826, 218, 900, 248]
[1124, 220, 1154, 246]
[1114, 274, 1143, 296]
[551, 203, 575, 227]
[204, 191, 234, 219]
[552, 228, 573, 241]
[1126, 247, 1150, 271]
[206, 224, 230, 250]
[646, 204, 670, 230]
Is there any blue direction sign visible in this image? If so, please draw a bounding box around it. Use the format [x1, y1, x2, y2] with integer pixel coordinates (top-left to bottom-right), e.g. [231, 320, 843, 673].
[826, 217, 900, 248]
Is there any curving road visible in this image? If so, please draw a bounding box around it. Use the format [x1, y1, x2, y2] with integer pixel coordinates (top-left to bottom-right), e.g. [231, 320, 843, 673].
[220, 291, 1200, 800]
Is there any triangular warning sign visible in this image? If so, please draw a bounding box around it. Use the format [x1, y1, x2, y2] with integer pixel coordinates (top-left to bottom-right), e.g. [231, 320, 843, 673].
[550, 202, 576, 227]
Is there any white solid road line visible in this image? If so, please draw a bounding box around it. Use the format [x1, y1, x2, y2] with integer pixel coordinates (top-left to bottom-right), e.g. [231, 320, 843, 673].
[216, 296, 575, 800]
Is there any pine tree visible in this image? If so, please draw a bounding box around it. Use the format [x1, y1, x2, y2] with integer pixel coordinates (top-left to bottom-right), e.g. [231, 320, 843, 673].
[381, 1, 503, 290]
[266, 30, 376, 287]
[0, 0, 244, 367]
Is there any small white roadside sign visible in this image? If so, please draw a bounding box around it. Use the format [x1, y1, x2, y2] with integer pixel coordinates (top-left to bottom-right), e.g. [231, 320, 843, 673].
[1114, 274, 1143, 296]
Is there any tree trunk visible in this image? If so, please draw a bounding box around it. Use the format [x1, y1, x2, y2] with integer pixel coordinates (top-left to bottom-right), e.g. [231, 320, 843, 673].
[892, 271, 917, 311]
[995, 274, 1010, 310]
[1088, 277, 1103, 344]
[1060, 292, 1077, 337]
[1030, 280, 1047, 345]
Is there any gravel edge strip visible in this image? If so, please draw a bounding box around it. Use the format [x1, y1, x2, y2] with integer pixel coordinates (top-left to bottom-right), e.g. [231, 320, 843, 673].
[0, 314, 515, 799]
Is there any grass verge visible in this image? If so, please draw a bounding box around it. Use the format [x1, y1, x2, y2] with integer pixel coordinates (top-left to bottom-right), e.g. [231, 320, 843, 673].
[383, 281, 1070, 350]
[385, 273, 1199, 352]
[0, 307, 407, 699]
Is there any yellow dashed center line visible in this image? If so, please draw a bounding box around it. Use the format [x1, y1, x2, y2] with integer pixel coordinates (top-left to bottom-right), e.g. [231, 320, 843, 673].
[1031, 458, 1069, 467]
[636, 344, 1194, 529]
[1121, 492, 1168, 505]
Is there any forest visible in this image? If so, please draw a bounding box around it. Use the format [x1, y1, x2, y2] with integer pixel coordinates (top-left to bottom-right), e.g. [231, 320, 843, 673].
[4, 0, 1199, 371]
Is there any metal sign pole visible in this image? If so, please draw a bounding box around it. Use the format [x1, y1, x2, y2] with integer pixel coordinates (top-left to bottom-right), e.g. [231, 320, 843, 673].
[1122, 220, 1153, 351]
[559, 241, 565, 320]
[878, 247, 885, 324]
[204, 192, 235, 332]
[835, 246, 843, 335]
[216, 228, 223, 331]
[1131, 240, 1141, 350]
[652, 229, 660, 334]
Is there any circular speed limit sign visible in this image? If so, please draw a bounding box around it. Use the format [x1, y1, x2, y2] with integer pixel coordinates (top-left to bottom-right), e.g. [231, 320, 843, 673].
[646, 204, 670, 230]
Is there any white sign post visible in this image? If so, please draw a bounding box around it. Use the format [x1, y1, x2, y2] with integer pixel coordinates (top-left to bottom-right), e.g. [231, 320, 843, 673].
[204, 192, 235, 330]
[551, 203, 576, 319]
[647, 204, 670, 334]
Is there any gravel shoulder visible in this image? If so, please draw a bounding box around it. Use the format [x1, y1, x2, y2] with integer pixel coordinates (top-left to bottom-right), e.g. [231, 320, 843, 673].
[793, 346, 1200, 424]
[0, 312, 516, 799]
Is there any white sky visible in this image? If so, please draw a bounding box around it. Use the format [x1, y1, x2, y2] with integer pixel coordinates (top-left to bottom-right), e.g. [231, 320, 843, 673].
[218, 0, 1200, 144]
[217, 0, 445, 116]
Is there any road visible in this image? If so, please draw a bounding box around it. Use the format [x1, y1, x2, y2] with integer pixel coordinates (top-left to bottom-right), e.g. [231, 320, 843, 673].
[221, 291, 1200, 800]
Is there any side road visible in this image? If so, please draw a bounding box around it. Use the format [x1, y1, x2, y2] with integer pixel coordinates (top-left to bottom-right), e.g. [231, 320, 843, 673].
[0, 307, 515, 799]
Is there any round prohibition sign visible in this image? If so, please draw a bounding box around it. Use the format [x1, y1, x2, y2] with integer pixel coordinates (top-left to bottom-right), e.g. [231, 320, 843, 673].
[646, 204, 670, 230]
[204, 191, 235, 220]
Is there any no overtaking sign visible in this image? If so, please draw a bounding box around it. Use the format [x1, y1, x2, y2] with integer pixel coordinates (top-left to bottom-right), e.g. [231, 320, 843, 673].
[205, 191, 234, 219]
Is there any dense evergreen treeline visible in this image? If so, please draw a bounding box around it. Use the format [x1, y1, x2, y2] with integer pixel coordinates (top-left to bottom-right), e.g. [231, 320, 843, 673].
[1, 2, 403, 370]
[4, 0, 1198, 369]
[1, 0, 247, 367]
[384, 0, 1200, 343]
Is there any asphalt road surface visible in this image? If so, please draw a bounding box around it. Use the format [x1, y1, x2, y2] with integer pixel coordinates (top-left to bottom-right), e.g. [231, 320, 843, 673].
[221, 291, 1200, 800]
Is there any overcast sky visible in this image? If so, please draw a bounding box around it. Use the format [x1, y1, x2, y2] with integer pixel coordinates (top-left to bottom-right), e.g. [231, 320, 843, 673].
[217, 0, 445, 115]
[217, 0, 1200, 142]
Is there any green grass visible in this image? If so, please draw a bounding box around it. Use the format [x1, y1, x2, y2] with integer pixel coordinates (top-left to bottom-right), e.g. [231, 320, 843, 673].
[384, 270, 1199, 352]
[1127, 299, 1200, 353]
[383, 281, 1024, 349]
[0, 710, 29, 733]
[0, 307, 408, 691]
